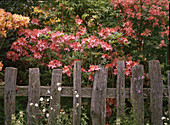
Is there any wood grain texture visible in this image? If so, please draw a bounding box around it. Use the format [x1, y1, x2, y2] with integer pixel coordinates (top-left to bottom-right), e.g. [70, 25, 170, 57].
[149, 60, 163, 125]
[0, 86, 168, 98]
[50, 69, 62, 124]
[73, 61, 82, 125]
[168, 71, 170, 125]
[131, 65, 144, 125]
[91, 66, 108, 125]
[27, 68, 40, 125]
[4, 67, 17, 125]
[116, 61, 125, 118]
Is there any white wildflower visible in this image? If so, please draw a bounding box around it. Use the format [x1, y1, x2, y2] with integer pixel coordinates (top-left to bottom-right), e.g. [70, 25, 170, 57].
[165, 111, 168, 115]
[11, 114, 16, 120]
[56, 82, 62, 86]
[17, 120, 21, 124]
[46, 113, 50, 118]
[58, 87, 62, 91]
[50, 96, 53, 99]
[42, 109, 46, 112]
[162, 116, 166, 120]
[29, 103, 33, 106]
[76, 94, 79, 98]
[32, 115, 35, 118]
[19, 111, 24, 117]
[40, 97, 43, 101]
[76, 103, 79, 107]
[116, 118, 121, 125]
[47, 90, 50, 94]
[35, 103, 38, 107]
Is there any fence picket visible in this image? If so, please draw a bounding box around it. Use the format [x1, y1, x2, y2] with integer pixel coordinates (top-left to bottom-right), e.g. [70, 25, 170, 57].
[90, 66, 108, 125]
[27, 68, 40, 125]
[131, 65, 144, 125]
[116, 61, 125, 119]
[4, 67, 17, 125]
[149, 60, 163, 125]
[73, 61, 82, 125]
[168, 71, 170, 125]
[50, 69, 62, 124]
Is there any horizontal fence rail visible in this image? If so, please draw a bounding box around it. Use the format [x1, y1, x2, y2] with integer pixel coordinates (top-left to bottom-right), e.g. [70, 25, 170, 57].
[0, 86, 169, 98]
[0, 60, 169, 125]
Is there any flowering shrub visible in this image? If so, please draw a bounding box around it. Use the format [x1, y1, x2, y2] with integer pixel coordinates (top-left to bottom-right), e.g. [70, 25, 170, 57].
[7, 19, 139, 85]
[110, 0, 169, 63]
[0, 9, 30, 37]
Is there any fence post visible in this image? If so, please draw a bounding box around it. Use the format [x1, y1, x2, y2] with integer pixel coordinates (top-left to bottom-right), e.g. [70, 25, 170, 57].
[50, 69, 62, 124]
[27, 68, 40, 125]
[149, 60, 163, 125]
[131, 65, 144, 125]
[168, 71, 170, 125]
[116, 61, 125, 119]
[90, 66, 108, 125]
[73, 61, 82, 125]
[4, 67, 17, 125]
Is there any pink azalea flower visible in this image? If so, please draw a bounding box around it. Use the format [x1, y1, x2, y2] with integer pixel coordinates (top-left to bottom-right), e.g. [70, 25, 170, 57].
[88, 65, 101, 72]
[75, 19, 83, 25]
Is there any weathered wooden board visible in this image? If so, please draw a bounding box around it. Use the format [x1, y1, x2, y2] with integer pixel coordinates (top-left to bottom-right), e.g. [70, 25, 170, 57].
[131, 65, 144, 125]
[91, 66, 108, 125]
[0, 86, 168, 98]
[116, 61, 125, 118]
[168, 71, 170, 125]
[73, 61, 82, 125]
[27, 68, 40, 125]
[149, 60, 163, 125]
[50, 69, 62, 124]
[4, 67, 17, 125]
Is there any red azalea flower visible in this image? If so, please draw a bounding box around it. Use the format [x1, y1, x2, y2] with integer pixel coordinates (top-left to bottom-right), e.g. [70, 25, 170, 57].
[88, 65, 101, 72]
[71, 59, 80, 66]
[31, 18, 39, 25]
[81, 68, 87, 72]
[62, 65, 71, 77]
[106, 105, 112, 118]
[75, 19, 83, 25]
[48, 59, 62, 69]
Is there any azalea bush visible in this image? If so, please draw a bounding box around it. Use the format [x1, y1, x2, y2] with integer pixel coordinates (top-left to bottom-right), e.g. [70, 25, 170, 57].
[110, 0, 169, 83]
[7, 18, 139, 87]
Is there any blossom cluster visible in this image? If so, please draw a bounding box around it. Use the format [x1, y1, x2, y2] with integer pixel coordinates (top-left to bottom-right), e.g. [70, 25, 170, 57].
[7, 18, 138, 80]
[110, 0, 169, 46]
[0, 9, 30, 37]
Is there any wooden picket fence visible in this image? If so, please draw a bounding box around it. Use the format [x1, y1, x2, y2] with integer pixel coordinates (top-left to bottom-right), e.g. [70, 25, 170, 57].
[0, 60, 169, 125]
